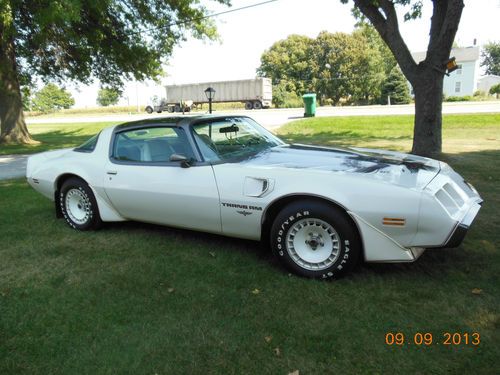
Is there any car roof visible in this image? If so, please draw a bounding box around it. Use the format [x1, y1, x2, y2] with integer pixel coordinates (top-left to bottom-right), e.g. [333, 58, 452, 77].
[113, 114, 252, 131]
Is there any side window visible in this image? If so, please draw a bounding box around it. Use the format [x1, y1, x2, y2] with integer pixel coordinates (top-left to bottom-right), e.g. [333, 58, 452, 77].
[112, 127, 193, 163]
[75, 133, 100, 153]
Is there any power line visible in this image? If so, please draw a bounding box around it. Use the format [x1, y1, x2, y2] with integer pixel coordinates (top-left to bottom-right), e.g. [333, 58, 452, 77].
[137, 0, 279, 35]
[187, 0, 279, 24]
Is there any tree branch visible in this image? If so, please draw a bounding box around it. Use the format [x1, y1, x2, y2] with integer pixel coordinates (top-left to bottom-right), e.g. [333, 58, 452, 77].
[427, 0, 447, 56]
[353, 0, 418, 83]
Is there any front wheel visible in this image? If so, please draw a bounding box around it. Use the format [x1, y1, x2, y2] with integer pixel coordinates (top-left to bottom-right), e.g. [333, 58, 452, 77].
[60, 178, 102, 231]
[270, 200, 361, 279]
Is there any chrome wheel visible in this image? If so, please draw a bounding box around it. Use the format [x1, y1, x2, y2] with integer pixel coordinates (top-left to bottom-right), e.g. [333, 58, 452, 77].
[286, 218, 340, 271]
[65, 188, 91, 225]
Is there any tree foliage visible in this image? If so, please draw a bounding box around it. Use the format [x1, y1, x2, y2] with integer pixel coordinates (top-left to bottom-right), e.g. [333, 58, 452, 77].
[257, 35, 315, 96]
[381, 66, 411, 104]
[32, 84, 74, 113]
[481, 42, 500, 76]
[312, 31, 385, 104]
[0, 0, 230, 144]
[490, 83, 500, 96]
[258, 27, 386, 106]
[97, 87, 121, 107]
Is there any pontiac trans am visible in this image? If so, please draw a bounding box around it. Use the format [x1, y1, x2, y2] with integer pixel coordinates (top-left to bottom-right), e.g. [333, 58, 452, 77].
[26, 115, 482, 279]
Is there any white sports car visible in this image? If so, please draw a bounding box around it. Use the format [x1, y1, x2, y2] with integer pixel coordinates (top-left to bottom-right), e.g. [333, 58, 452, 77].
[27, 115, 482, 279]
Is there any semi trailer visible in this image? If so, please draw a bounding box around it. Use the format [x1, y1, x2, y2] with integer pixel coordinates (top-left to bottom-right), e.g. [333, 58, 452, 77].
[145, 78, 272, 113]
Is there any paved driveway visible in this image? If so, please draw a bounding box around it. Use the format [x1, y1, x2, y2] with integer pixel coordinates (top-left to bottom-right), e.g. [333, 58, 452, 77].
[0, 154, 29, 180]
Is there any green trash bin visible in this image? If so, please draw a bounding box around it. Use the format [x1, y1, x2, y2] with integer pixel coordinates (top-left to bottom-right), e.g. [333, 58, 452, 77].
[302, 93, 317, 117]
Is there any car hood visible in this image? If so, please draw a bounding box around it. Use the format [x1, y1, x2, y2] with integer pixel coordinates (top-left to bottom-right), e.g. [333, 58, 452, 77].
[239, 144, 441, 190]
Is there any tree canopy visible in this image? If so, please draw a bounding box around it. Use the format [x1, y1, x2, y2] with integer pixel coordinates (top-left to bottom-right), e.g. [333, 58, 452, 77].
[481, 42, 500, 76]
[258, 27, 389, 106]
[32, 84, 74, 113]
[0, 0, 230, 144]
[380, 66, 411, 105]
[97, 88, 121, 107]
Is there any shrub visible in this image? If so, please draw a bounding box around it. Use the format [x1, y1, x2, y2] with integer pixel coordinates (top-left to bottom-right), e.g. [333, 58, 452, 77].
[445, 95, 473, 102]
[490, 83, 500, 96]
[380, 66, 411, 105]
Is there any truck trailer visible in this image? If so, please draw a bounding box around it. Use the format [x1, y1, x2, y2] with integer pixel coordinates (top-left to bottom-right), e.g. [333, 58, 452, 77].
[145, 78, 272, 113]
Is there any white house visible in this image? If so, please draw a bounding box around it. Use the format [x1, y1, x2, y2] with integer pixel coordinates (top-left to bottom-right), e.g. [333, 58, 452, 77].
[477, 75, 500, 94]
[411, 46, 480, 97]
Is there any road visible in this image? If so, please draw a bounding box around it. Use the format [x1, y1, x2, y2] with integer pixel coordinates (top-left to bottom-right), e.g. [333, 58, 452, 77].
[0, 154, 29, 180]
[26, 101, 500, 130]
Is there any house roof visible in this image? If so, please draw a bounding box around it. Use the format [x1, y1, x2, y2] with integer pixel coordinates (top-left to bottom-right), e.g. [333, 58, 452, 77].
[411, 46, 480, 63]
[478, 75, 500, 82]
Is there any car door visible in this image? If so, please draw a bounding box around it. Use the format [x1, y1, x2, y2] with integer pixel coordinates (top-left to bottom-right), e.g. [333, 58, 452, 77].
[103, 125, 222, 234]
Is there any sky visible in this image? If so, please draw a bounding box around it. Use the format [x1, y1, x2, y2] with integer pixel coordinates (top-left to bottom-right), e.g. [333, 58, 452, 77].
[67, 0, 500, 108]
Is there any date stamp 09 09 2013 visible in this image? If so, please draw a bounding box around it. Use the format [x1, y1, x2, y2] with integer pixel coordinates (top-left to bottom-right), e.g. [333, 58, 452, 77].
[385, 332, 480, 347]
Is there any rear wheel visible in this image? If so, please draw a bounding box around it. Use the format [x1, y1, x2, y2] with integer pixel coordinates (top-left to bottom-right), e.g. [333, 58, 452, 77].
[60, 178, 102, 231]
[245, 101, 253, 110]
[270, 200, 360, 279]
[253, 100, 263, 110]
[145, 106, 153, 114]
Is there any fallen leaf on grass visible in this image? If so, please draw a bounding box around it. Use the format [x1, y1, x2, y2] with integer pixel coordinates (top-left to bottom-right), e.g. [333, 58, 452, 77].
[264, 335, 273, 343]
[471, 288, 482, 295]
[209, 252, 216, 257]
[274, 347, 281, 356]
[288, 371, 299, 375]
[167, 288, 175, 293]
[252, 289, 260, 295]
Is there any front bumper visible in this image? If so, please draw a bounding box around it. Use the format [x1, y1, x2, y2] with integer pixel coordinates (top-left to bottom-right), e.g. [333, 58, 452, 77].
[441, 200, 482, 248]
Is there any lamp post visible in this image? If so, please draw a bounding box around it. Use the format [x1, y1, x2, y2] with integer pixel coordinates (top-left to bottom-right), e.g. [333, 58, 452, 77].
[204, 87, 215, 114]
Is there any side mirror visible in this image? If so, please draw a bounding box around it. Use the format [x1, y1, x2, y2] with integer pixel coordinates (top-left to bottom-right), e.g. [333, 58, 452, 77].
[170, 153, 191, 168]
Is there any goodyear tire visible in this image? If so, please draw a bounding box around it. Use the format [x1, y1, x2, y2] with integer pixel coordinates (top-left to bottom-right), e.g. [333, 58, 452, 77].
[271, 200, 361, 279]
[60, 178, 102, 231]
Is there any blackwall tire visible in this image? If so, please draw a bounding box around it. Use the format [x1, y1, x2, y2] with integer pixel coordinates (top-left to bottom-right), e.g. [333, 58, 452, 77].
[270, 200, 361, 279]
[145, 106, 153, 114]
[253, 101, 263, 110]
[60, 178, 102, 231]
[245, 101, 253, 110]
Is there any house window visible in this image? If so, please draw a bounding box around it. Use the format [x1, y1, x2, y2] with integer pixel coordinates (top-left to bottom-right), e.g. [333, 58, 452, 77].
[456, 64, 463, 75]
[455, 82, 461, 93]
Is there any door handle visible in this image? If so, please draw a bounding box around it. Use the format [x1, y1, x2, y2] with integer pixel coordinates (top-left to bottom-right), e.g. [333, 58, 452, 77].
[107, 171, 118, 175]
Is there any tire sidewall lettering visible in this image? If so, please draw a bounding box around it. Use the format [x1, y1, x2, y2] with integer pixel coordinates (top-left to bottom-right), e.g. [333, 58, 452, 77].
[60, 181, 97, 230]
[272, 204, 359, 279]
[276, 210, 310, 257]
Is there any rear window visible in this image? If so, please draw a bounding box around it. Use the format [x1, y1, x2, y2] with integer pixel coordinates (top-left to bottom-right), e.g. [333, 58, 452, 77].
[74, 133, 100, 153]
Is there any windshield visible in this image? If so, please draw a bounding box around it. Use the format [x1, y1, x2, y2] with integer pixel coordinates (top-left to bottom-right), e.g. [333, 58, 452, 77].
[192, 117, 284, 162]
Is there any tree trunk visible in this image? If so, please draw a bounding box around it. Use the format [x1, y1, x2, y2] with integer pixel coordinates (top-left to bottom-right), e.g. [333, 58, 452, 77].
[411, 67, 444, 157]
[0, 36, 35, 145]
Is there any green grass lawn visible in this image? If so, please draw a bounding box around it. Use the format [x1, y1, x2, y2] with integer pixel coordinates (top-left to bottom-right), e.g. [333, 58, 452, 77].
[0, 122, 118, 155]
[1, 114, 499, 374]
